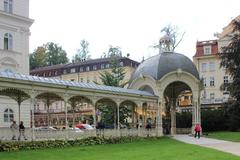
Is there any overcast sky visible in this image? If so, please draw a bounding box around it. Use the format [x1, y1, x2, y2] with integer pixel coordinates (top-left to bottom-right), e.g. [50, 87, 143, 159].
[29, 0, 240, 62]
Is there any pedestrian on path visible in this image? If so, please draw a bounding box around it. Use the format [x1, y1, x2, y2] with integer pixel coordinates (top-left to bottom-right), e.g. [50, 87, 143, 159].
[194, 123, 201, 139]
[10, 120, 18, 140]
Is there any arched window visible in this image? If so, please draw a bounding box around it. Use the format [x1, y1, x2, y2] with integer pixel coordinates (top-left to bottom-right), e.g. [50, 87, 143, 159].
[4, 108, 14, 122]
[4, 0, 13, 13]
[4, 33, 13, 50]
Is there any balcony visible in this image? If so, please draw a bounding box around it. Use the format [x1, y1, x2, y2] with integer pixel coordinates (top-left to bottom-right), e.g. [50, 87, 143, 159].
[201, 98, 228, 104]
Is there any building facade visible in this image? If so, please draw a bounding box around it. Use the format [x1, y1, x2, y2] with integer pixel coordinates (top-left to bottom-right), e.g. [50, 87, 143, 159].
[0, 0, 33, 127]
[193, 40, 230, 107]
[30, 57, 139, 85]
[0, 0, 33, 74]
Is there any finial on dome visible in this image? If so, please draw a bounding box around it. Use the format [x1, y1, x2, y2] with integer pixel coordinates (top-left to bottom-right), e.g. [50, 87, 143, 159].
[159, 34, 174, 53]
[153, 34, 174, 54]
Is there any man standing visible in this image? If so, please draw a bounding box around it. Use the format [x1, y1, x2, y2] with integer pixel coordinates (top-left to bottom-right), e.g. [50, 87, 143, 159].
[10, 121, 18, 140]
[18, 121, 27, 140]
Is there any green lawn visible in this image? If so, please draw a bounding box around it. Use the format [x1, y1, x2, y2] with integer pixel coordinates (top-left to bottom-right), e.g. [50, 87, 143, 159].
[0, 137, 239, 160]
[206, 131, 240, 142]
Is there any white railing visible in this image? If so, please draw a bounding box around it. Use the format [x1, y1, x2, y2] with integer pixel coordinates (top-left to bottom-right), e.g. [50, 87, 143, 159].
[0, 128, 159, 141]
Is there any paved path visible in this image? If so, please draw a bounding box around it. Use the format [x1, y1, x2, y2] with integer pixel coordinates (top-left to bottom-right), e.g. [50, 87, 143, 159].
[173, 134, 240, 156]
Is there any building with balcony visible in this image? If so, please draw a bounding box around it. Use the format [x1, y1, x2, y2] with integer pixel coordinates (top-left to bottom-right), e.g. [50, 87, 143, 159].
[193, 40, 230, 108]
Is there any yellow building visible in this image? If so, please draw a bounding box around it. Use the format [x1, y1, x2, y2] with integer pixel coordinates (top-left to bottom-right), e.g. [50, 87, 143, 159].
[30, 57, 139, 86]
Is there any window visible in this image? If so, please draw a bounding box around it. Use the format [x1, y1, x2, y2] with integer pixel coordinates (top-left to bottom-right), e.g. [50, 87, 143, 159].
[210, 77, 215, 86]
[203, 77, 207, 87]
[93, 65, 97, 70]
[86, 66, 90, 71]
[79, 67, 84, 72]
[4, 0, 12, 13]
[4, 33, 13, 50]
[63, 69, 67, 74]
[70, 79, 75, 81]
[70, 68, 76, 73]
[209, 62, 215, 71]
[201, 63, 207, 72]
[4, 108, 14, 122]
[101, 64, 105, 69]
[224, 76, 229, 84]
[204, 46, 211, 55]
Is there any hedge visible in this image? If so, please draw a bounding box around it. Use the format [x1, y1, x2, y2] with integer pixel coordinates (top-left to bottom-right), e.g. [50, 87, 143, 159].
[0, 136, 162, 152]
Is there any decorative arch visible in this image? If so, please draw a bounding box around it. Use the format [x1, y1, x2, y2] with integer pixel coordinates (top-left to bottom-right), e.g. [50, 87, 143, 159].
[0, 88, 30, 124]
[68, 95, 94, 126]
[129, 75, 158, 95]
[0, 57, 19, 69]
[158, 71, 201, 135]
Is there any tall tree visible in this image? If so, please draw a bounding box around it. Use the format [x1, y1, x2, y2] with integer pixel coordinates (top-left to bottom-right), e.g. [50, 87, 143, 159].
[220, 20, 240, 131]
[98, 56, 126, 87]
[158, 24, 185, 52]
[45, 42, 69, 65]
[30, 42, 69, 69]
[73, 39, 91, 62]
[96, 52, 130, 127]
[30, 46, 47, 69]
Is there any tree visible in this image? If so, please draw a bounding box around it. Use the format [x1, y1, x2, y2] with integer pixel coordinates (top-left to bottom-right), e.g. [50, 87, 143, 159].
[73, 39, 91, 62]
[157, 24, 185, 52]
[30, 42, 69, 69]
[98, 56, 126, 87]
[102, 46, 122, 58]
[220, 20, 240, 131]
[45, 42, 69, 65]
[96, 50, 130, 127]
[30, 46, 47, 69]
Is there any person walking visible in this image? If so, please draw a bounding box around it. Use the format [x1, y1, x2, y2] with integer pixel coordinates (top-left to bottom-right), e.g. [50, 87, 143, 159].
[10, 120, 18, 140]
[18, 121, 27, 140]
[194, 123, 201, 139]
[146, 121, 152, 137]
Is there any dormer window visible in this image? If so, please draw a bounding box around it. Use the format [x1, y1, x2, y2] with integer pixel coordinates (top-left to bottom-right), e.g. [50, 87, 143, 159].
[4, 33, 13, 50]
[203, 46, 211, 55]
[4, 0, 13, 13]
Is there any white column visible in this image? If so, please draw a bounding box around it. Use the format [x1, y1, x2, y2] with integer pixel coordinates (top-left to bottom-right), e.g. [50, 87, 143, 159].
[63, 94, 69, 139]
[192, 100, 197, 134]
[157, 99, 163, 136]
[30, 96, 36, 140]
[170, 99, 176, 135]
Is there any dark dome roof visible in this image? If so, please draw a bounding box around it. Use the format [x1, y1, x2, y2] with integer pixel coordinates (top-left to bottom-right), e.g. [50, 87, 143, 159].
[131, 52, 199, 81]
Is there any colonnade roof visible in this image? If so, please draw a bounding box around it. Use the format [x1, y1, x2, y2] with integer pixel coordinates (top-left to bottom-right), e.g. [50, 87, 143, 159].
[0, 71, 155, 97]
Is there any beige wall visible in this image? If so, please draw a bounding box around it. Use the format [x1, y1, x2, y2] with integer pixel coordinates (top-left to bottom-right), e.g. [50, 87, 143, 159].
[193, 55, 230, 103]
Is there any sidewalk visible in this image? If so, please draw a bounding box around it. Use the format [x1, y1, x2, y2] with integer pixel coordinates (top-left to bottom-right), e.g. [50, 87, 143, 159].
[173, 134, 240, 156]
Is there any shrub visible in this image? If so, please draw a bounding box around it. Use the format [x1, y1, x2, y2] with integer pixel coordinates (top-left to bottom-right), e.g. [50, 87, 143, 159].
[0, 136, 162, 152]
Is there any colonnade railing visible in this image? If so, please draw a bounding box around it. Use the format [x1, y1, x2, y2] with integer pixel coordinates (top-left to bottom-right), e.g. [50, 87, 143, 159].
[0, 128, 158, 141]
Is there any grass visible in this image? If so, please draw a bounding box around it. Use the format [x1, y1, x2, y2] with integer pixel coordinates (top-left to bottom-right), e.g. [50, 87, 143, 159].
[206, 131, 240, 142]
[0, 137, 239, 160]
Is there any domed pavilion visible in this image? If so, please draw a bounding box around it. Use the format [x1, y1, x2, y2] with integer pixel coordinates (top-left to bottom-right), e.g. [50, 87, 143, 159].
[129, 38, 201, 135]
